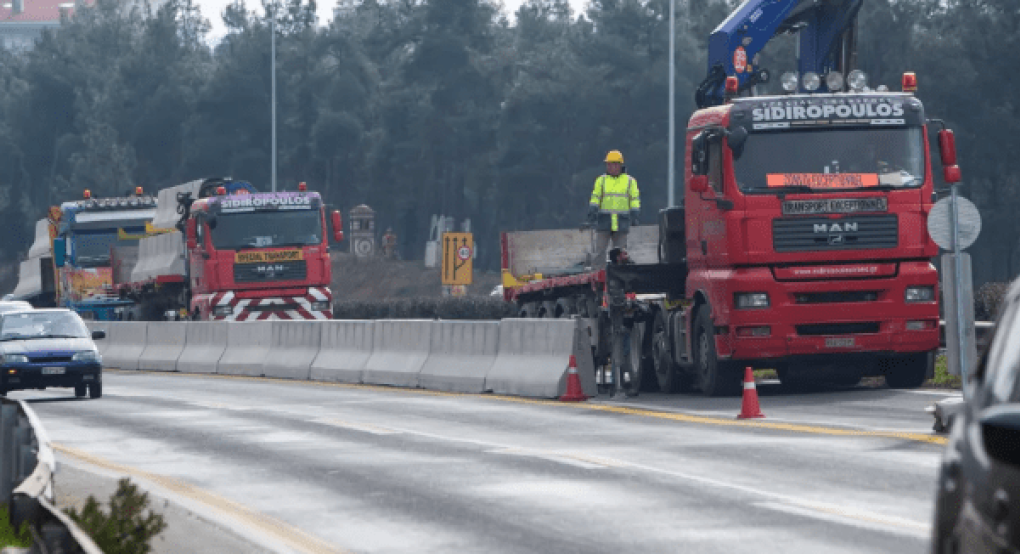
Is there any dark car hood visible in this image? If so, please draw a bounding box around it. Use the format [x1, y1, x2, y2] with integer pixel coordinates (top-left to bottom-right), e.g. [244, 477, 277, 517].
[0, 338, 96, 355]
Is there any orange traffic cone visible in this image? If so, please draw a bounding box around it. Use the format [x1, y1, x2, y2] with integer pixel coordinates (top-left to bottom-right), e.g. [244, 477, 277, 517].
[560, 355, 588, 402]
[737, 366, 765, 419]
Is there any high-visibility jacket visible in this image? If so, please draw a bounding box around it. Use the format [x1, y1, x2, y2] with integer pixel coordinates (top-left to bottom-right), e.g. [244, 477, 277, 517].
[590, 173, 640, 232]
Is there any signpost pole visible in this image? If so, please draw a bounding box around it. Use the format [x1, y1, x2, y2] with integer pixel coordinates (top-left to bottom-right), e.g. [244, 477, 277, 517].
[950, 184, 969, 395]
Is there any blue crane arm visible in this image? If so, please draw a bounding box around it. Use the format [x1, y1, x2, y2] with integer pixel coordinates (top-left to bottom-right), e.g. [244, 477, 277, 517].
[696, 0, 864, 108]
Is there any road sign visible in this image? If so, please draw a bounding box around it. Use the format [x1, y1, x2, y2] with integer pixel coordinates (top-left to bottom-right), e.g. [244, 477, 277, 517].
[928, 197, 982, 250]
[442, 232, 473, 286]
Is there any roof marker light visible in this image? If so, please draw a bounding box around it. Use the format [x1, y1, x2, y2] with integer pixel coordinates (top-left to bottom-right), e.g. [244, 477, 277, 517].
[802, 72, 821, 92]
[780, 72, 798, 92]
[83, 190, 91, 199]
[216, 186, 227, 196]
[724, 76, 739, 95]
[848, 70, 868, 92]
[298, 182, 307, 192]
[135, 186, 143, 196]
[902, 72, 918, 93]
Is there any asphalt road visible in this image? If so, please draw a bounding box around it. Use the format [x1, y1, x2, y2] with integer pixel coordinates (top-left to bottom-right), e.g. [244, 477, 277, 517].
[15, 372, 953, 554]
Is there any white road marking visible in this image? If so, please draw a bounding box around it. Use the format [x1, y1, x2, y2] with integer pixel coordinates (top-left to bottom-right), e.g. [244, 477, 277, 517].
[313, 418, 400, 436]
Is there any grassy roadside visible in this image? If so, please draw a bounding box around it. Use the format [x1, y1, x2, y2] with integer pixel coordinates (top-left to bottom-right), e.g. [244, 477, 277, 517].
[0, 504, 32, 549]
[752, 354, 960, 390]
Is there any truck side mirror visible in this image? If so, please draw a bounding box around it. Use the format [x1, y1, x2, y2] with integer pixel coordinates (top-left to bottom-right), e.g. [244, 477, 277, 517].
[944, 165, 962, 184]
[690, 176, 710, 194]
[53, 238, 66, 268]
[331, 211, 344, 243]
[726, 126, 748, 159]
[691, 132, 708, 176]
[938, 129, 957, 167]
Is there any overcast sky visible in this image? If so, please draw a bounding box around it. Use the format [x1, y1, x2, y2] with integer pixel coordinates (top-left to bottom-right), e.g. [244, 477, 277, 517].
[197, 0, 590, 43]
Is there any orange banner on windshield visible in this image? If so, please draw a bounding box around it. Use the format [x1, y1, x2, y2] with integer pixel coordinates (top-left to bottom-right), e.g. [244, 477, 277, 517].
[767, 173, 880, 189]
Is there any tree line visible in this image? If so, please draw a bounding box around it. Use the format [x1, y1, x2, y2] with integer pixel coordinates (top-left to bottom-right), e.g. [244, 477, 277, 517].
[0, 0, 1015, 284]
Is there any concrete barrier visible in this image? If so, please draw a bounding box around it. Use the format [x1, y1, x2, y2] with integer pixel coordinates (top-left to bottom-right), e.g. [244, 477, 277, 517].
[262, 321, 322, 380]
[485, 318, 597, 398]
[101, 322, 147, 371]
[361, 320, 432, 387]
[418, 321, 499, 393]
[137, 322, 187, 372]
[217, 322, 272, 377]
[309, 321, 374, 383]
[85, 321, 114, 357]
[176, 322, 228, 374]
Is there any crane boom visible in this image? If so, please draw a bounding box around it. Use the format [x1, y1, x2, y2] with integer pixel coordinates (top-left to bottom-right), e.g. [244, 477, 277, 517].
[696, 0, 864, 108]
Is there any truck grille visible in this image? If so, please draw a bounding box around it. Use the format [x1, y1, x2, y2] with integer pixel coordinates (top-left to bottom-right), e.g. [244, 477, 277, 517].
[794, 291, 879, 304]
[796, 322, 880, 336]
[233, 261, 307, 283]
[773, 215, 898, 252]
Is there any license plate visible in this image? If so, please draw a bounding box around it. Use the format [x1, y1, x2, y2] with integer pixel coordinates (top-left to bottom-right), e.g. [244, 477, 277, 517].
[825, 337, 855, 348]
[41, 367, 65, 375]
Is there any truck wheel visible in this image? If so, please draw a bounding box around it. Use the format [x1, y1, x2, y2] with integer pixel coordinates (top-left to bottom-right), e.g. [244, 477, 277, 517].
[89, 382, 102, 399]
[555, 298, 575, 318]
[694, 309, 738, 396]
[883, 351, 932, 389]
[652, 311, 683, 393]
[74, 384, 87, 398]
[518, 302, 538, 318]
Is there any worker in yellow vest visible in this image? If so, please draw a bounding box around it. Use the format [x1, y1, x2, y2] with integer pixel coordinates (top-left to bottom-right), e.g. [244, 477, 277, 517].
[587, 150, 640, 268]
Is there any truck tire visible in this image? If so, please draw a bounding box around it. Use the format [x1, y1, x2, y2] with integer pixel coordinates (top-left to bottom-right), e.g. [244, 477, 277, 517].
[694, 308, 739, 396]
[883, 351, 933, 389]
[651, 311, 683, 392]
[555, 298, 575, 318]
[518, 302, 539, 318]
[622, 323, 643, 396]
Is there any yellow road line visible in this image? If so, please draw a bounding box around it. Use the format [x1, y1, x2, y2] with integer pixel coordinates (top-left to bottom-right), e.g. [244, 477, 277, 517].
[53, 444, 348, 554]
[105, 369, 948, 446]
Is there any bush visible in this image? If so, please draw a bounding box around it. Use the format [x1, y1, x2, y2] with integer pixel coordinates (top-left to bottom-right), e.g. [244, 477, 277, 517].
[332, 297, 516, 320]
[975, 282, 1010, 321]
[65, 478, 167, 554]
[0, 503, 32, 549]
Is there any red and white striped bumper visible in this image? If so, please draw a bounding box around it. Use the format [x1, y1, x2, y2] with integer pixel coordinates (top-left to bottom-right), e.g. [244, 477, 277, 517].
[195, 288, 332, 321]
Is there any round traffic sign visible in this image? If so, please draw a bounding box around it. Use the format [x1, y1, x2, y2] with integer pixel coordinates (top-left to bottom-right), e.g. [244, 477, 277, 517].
[457, 246, 472, 261]
[928, 197, 982, 250]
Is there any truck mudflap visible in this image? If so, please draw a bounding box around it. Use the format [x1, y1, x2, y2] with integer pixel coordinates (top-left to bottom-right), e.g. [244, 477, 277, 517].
[196, 287, 333, 321]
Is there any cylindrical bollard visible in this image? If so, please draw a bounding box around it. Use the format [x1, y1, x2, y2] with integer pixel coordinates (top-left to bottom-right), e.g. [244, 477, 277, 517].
[0, 405, 16, 501]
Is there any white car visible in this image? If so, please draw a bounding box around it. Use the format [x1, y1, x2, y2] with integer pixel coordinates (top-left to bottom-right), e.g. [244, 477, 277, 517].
[0, 301, 33, 315]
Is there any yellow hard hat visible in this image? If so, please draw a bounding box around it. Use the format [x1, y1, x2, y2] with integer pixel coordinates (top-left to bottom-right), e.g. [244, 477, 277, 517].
[604, 150, 624, 164]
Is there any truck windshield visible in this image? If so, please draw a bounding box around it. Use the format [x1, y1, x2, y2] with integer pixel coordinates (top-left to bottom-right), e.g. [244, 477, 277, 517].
[211, 210, 323, 250]
[732, 127, 925, 192]
[72, 232, 141, 268]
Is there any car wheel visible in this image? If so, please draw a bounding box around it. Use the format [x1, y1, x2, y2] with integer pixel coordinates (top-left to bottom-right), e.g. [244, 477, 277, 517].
[74, 384, 87, 398]
[88, 382, 102, 399]
[883, 351, 932, 389]
[694, 308, 739, 396]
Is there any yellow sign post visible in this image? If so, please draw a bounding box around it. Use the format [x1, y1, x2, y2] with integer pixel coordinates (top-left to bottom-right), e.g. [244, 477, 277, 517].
[442, 232, 473, 286]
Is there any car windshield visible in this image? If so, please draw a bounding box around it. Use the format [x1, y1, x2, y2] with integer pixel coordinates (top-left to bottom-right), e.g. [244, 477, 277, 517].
[732, 127, 926, 192]
[211, 210, 323, 250]
[73, 231, 141, 268]
[0, 311, 89, 341]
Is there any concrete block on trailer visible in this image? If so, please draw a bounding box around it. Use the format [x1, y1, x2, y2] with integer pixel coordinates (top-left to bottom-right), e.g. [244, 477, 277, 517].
[310, 321, 374, 383]
[137, 322, 187, 371]
[485, 318, 597, 399]
[262, 320, 323, 380]
[102, 322, 147, 371]
[176, 322, 227, 374]
[362, 320, 432, 387]
[217, 322, 272, 377]
[418, 321, 499, 393]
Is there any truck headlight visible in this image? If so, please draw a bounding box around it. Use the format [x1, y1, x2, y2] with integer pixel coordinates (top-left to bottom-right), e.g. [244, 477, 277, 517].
[73, 351, 101, 363]
[213, 305, 234, 317]
[310, 301, 330, 312]
[1, 354, 28, 365]
[905, 286, 935, 303]
[735, 293, 770, 309]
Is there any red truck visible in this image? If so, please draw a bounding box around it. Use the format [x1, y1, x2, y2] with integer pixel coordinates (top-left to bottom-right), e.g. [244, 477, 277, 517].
[113, 177, 343, 321]
[503, 80, 963, 395]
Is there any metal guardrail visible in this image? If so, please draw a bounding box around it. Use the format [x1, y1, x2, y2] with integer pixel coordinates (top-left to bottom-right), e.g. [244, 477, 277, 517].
[1, 398, 102, 554]
[939, 319, 995, 350]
